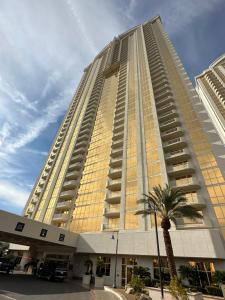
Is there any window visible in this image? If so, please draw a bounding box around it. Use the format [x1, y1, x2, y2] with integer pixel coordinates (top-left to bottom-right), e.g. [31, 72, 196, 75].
[15, 222, 25, 232]
[96, 256, 111, 276]
[40, 229, 48, 237]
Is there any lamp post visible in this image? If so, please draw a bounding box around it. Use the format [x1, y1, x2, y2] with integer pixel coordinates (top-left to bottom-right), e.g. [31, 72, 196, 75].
[111, 231, 119, 288]
[135, 199, 164, 299]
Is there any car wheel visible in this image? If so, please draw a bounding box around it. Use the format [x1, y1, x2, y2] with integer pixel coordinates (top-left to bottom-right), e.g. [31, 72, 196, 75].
[6, 269, 10, 274]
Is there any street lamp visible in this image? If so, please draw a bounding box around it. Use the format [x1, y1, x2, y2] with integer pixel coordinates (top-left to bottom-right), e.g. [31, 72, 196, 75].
[135, 199, 164, 299]
[111, 231, 119, 288]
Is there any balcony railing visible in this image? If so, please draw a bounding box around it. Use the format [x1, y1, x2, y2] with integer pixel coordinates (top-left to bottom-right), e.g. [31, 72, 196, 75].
[59, 190, 76, 200]
[105, 192, 121, 204]
[104, 207, 120, 218]
[52, 213, 69, 223]
[56, 201, 72, 210]
[167, 161, 195, 177]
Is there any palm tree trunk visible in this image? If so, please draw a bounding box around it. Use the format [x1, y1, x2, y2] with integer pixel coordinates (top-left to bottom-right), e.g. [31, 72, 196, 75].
[162, 227, 177, 278]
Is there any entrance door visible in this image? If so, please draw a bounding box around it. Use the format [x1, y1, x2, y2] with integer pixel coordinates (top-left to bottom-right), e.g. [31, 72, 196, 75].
[126, 266, 133, 284]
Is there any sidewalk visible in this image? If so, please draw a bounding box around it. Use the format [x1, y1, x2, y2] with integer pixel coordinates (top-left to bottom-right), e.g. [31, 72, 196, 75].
[91, 289, 119, 300]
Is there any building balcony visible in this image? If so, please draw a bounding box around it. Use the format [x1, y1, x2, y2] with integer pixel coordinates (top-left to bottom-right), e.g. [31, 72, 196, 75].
[165, 148, 191, 164]
[77, 133, 89, 142]
[113, 124, 124, 134]
[62, 180, 79, 190]
[112, 138, 123, 149]
[156, 96, 174, 108]
[116, 99, 125, 107]
[163, 137, 187, 152]
[161, 126, 183, 141]
[47, 160, 53, 166]
[45, 165, 51, 172]
[52, 147, 58, 154]
[102, 224, 120, 231]
[155, 90, 173, 102]
[152, 74, 167, 85]
[50, 153, 56, 159]
[70, 154, 83, 164]
[157, 103, 176, 115]
[108, 167, 122, 179]
[167, 161, 195, 177]
[116, 106, 125, 115]
[104, 207, 120, 218]
[68, 162, 82, 172]
[114, 117, 124, 127]
[76, 141, 87, 149]
[153, 79, 169, 90]
[105, 192, 121, 204]
[111, 148, 123, 158]
[158, 109, 178, 123]
[81, 122, 92, 131]
[59, 190, 76, 200]
[112, 131, 124, 141]
[56, 201, 72, 211]
[27, 207, 34, 214]
[38, 180, 45, 188]
[107, 179, 121, 191]
[159, 118, 181, 131]
[110, 157, 123, 168]
[42, 172, 48, 179]
[66, 171, 80, 180]
[73, 148, 86, 156]
[115, 111, 125, 120]
[31, 197, 38, 204]
[79, 128, 90, 137]
[34, 188, 42, 196]
[154, 83, 170, 96]
[171, 177, 200, 192]
[52, 213, 69, 223]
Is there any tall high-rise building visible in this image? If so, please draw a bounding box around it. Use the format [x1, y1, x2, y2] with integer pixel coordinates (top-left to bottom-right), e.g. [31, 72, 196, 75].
[22, 16, 225, 284]
[196, 54, 225, 144]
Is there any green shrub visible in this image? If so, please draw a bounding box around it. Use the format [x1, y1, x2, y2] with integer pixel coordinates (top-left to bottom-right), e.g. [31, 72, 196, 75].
[213, 270, 225, 285]
[168, 277, 188, 300]
[144, 276, 152, 287]
[130, 276, 145, 293]
[206, 286, 223, 297]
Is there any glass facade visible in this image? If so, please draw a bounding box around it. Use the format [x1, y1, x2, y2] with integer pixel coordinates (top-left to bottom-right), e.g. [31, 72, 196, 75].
[24, 17, 225, 242]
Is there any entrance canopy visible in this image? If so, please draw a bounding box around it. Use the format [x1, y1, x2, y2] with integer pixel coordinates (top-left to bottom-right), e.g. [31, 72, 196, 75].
[0, 210, 78, 251]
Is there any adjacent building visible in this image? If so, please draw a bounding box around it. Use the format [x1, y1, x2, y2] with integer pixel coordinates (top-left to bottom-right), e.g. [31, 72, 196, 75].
[196, 54, 225, 144]
[21, 16, 225, 286]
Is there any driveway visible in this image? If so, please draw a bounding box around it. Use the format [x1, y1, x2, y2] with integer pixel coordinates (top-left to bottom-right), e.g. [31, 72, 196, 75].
[0, 273, 117, 300]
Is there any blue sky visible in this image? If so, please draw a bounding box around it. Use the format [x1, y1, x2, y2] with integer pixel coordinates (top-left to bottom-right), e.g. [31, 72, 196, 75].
[0, 0, 225, 215]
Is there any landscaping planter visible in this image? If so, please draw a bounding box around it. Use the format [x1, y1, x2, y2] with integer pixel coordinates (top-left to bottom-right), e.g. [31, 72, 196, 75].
[82, 274, 91, 285]
[95, 276, 105, 288]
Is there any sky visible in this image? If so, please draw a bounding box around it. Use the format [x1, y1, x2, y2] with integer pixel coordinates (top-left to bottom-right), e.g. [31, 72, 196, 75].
[0, 0, 225, 215]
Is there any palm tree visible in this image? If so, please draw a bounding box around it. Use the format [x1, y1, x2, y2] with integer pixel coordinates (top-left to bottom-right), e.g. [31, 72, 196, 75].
[138, 184, 202, 278]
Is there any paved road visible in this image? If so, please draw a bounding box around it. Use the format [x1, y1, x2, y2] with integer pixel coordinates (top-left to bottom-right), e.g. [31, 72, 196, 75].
[0, 273, 116, 300]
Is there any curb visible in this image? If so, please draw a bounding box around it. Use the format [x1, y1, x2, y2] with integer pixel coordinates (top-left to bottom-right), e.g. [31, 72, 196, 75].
[104, 286, 127, 300]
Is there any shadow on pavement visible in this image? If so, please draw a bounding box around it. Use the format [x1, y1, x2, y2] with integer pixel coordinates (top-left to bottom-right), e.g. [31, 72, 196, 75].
[0, 273, 90, 296]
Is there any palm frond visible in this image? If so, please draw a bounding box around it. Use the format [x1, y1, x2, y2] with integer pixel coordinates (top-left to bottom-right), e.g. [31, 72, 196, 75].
[172, 205, 203, 220]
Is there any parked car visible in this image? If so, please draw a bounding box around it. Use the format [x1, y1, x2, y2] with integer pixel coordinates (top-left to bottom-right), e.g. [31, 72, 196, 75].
[0, 257, 14, 274]
[37, 261, 67, 281]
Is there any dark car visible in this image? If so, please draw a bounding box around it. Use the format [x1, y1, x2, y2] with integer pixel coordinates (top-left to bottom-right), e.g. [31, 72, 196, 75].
[37, 262, 67, 281]
[0, 257, 14, 274]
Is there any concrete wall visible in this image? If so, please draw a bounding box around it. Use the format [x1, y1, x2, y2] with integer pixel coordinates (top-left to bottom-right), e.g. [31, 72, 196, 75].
[78, 229, 225, 259]
[0, 210, 78, 248]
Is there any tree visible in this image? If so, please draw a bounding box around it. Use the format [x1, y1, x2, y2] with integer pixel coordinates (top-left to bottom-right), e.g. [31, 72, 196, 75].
[138, 184, 202, 278]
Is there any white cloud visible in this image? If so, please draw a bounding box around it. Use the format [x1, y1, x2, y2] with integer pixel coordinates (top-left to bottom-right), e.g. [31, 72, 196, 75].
[0, 181, 29, 208]
[0, 0, 222, 213]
